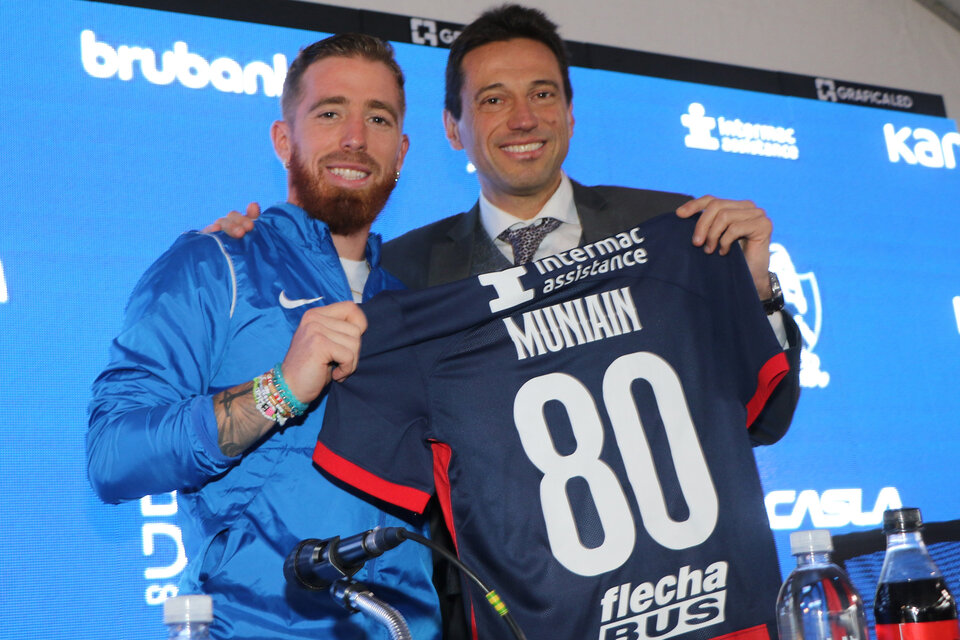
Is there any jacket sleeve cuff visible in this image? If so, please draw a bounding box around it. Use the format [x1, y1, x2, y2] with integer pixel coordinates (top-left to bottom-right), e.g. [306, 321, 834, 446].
[191, 395, 240, 467]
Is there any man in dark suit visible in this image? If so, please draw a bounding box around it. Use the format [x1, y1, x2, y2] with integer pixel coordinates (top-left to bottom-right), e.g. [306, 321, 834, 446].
[381, 5, 799, 442]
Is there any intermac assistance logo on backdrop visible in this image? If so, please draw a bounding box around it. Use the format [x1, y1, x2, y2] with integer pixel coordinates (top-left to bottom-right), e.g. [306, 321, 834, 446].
[681, 103, 799, 160]
[80, 30, 287, 96]
[770, 243, 830, 389]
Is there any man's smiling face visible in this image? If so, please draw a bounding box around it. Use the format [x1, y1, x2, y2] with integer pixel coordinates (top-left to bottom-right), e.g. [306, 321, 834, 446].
[444, 37, 574, 214]
[275, 55, 408, 234]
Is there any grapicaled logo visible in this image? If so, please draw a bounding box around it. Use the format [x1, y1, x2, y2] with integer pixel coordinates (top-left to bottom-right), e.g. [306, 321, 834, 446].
[770, 243, 829, 389]
[80, 30, 287, 97]
[410, 18, 438, 46]
[815, 78, 838, 102]
[681, 103, 798, 160]
[815, 77, 915, 110]
[409, 18, 461, 47]
[883, 123, 960, 169]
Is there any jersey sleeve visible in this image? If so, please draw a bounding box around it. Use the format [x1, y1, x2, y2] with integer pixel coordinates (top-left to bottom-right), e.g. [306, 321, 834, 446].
[711, 244, 790, 428]
[313, 295, 436, 514]
[87, 232, 239, 503]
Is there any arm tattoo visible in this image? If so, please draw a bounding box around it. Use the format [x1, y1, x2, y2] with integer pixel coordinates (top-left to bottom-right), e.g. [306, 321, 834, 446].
[214, 381, 271, 457]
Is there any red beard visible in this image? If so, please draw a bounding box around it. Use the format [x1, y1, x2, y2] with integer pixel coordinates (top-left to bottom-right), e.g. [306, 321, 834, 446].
[288, 146, 397, 235]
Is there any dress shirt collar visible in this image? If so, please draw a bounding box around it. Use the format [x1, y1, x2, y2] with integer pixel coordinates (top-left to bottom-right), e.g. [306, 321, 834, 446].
[478, 173, 580, 240]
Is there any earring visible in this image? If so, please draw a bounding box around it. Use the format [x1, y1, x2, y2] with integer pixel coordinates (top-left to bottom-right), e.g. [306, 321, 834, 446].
[394, 171, 400, 183]
[284, 161, 290, 170]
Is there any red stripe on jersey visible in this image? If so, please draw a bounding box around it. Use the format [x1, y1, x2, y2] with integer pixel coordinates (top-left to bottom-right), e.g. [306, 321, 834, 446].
[312, 442, 431, 513]
[431, 442, 480, 640]
[745, 351, 789, 427]
[431, 442, 458, 550]
[709, 623, 771, 640]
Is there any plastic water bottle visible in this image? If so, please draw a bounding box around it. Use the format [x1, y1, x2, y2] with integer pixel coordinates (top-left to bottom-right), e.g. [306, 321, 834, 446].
[874, 508, 959, 640]
[776, 529, 869, 640]
[163, 595, 213, 639]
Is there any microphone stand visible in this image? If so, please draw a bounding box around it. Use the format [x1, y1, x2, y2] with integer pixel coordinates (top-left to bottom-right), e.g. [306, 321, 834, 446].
[330, 579, 412, 640]
[286, 526, 526, 639]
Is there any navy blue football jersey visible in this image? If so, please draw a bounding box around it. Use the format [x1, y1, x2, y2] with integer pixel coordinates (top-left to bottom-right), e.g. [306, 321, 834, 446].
[314, 213, 789, 640]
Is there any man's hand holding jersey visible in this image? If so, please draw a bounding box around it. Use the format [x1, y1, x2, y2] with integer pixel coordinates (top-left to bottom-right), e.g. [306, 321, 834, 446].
[212, 301, 366, 457]
[675, 195, 775, 299]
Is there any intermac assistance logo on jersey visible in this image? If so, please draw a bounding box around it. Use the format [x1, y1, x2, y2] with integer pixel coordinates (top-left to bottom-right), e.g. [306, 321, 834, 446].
[80, 30, 287, 97]
[681, 103, 799, 160]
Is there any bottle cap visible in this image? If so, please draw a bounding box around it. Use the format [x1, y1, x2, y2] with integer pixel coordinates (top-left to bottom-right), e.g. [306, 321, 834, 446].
[883, 507, 923, 534]
[164, 595, 213, 624]
[790, 529, 834, 555]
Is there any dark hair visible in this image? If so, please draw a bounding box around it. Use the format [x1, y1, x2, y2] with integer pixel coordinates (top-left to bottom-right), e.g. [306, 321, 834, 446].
[445, 4, 572, 120]
[281, 33, 406, 121]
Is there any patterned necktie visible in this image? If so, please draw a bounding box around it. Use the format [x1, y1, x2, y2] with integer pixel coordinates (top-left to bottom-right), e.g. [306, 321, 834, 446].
[497, 217, 562, 265]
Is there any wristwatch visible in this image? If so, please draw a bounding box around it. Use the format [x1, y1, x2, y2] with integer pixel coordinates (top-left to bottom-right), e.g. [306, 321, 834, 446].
[761, 271, 784, 315]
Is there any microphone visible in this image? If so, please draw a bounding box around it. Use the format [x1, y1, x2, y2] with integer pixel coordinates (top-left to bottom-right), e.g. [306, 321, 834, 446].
[284, 526, 407, 590]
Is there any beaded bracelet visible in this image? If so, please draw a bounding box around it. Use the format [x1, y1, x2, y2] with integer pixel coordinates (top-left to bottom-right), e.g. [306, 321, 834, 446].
[256, 372, 292, 425]
[253, 374, 286, 425]
[252, 364, 307, 425]
[272, 363, 309, 415]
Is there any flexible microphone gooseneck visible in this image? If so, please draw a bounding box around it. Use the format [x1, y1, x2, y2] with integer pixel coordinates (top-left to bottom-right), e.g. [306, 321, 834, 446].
[283, 526, 406, 590]
[284, 526, 528, 640]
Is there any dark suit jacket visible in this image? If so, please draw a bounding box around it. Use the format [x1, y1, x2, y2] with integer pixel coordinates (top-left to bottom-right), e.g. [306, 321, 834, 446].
[383, 181, 692, 289]
[381, 181, 801, 640]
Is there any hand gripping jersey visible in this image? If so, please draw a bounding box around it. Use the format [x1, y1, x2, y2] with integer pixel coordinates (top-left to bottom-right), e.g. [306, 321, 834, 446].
[314, 213, 789, 640]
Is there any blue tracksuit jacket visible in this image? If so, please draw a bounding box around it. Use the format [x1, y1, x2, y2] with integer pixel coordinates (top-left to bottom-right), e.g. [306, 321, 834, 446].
[87, 203, 441, 640]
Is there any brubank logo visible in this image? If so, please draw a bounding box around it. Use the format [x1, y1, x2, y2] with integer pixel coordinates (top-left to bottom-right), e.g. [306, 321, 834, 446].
[884, 123, 960, 169]
[80, 30, 287, 97]
[681, 102, 799, 160]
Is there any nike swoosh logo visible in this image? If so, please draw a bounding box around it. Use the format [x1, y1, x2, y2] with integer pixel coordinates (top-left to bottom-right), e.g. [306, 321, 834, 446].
[279, 291, 324, 309]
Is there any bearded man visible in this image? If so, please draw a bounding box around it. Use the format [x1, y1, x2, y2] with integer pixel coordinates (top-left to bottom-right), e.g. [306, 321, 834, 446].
[87, 34, 441, 640]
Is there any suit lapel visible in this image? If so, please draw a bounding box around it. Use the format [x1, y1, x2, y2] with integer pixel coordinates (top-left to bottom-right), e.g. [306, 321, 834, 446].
[572, 181, 621, 244]
[427, 203, 480, 286]
[574, 180, 682, 243]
